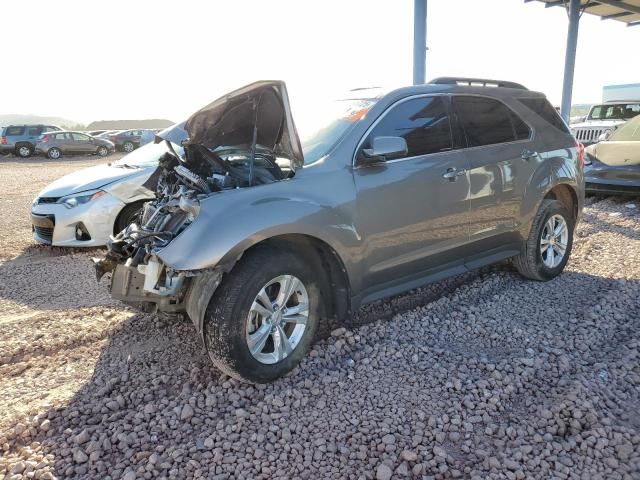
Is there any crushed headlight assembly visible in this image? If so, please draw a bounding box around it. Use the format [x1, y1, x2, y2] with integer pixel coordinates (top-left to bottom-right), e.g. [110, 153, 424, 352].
[58, 190, 106, 209]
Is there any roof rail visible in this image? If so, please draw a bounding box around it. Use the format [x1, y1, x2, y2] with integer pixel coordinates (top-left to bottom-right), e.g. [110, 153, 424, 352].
[429, 77, 528, 90]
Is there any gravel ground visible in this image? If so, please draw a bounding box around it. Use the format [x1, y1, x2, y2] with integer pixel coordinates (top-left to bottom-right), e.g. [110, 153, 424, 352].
[1, 155, 639, 479]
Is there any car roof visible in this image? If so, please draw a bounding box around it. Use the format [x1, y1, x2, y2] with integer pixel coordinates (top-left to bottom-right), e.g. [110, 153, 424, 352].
[383, 83, 546, 101]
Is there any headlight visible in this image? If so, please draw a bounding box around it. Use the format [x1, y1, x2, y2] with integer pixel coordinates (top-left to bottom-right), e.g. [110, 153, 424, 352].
[58, 190, 106, 209]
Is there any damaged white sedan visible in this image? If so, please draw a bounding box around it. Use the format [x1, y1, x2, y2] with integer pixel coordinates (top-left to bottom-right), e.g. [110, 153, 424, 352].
[30, 142, 180, 246]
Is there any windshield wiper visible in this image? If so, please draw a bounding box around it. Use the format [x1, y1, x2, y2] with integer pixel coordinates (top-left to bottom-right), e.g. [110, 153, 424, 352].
[115, 163, 140, 169]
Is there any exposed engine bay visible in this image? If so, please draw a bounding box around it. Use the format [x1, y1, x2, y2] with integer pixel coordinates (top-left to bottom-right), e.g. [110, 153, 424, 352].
[93, 81, 304, 317]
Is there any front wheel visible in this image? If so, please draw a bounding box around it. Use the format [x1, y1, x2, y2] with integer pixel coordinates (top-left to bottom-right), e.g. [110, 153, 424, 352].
[123, 142, 134, 153]
[97, 146, 109, 157]
[203, 247, 321, 383]
[513, 199, 574, 281]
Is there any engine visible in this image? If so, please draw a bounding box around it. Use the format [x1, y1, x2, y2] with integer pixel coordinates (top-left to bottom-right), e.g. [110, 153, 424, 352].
[94, 143, 288, 282]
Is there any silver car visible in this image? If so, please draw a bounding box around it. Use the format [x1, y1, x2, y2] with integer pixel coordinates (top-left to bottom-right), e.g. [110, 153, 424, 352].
[34, 131, 115, 159]
[95, 79, 585, 383]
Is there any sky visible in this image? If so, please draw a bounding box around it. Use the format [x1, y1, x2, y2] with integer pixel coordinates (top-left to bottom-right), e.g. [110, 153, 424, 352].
[1, 0, 638, 124]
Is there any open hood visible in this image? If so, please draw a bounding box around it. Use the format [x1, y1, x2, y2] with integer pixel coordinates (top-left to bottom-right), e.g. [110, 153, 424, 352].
[181, 81, 304, 170]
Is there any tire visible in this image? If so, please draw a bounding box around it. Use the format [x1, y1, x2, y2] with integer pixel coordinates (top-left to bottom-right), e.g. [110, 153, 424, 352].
[203, 247, 322, 383]
[16, 144, 33, 158]
[114, 202, 144, 233]
[123, 142, 135, 153]
[97, 146, 109, 157]
[46, 147, 62, 160]
[513, 199, 574, 281]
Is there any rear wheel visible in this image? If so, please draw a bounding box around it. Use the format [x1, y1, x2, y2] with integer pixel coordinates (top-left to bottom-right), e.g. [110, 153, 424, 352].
[47, 147, 61, 160]
[203, 247, 321, 383]
[513, 199, 574, 281]
[123, 141, 134, 153]
[16, 144, 33, 158]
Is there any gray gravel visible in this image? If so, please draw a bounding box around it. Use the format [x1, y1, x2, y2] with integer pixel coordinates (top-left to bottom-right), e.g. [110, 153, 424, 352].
[1, 155, 639, 479]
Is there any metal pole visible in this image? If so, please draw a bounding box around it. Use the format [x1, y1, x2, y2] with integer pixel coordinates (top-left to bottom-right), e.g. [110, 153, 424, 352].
[561, 0, 580, 123]
[413, 0, 427, 85]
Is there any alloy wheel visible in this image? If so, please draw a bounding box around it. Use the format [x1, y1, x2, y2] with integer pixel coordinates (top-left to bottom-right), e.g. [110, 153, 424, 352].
[18, 146, 31, 157]
[540, 214, 568, 268]
[246, 275, 309, 365]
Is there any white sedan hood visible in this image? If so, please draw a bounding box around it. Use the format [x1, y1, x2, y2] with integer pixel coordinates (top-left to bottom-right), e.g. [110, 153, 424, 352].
[38, 164, 153, 198]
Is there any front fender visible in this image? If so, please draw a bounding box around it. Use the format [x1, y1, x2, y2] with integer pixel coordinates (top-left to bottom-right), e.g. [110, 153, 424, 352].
[156, 185, 359, 278]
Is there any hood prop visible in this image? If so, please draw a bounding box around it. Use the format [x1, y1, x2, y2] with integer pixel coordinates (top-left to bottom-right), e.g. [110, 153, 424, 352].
[248, 94, 262, 187]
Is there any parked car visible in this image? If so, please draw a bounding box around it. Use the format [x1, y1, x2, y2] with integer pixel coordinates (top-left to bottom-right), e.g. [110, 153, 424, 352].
[30, 141, 181, 246]
[34, 131, 115, 159]
[109, 129, 154, 153]
[571, 101, 640, 146]
[0, 124, 62, 157]
[584, 115, 640, 195]
[94, 79, 585, 383]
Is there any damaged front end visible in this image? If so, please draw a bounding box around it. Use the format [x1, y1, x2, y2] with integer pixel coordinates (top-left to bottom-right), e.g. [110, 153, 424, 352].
[93, 80, 303, 322]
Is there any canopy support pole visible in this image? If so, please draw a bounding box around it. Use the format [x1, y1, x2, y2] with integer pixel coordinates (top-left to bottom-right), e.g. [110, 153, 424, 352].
[561, 0, 581, 122]
[413, 0, 428, 85]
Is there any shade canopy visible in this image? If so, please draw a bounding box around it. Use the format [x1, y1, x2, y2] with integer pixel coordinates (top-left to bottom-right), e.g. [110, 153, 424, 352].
[527, 0, 640, 27]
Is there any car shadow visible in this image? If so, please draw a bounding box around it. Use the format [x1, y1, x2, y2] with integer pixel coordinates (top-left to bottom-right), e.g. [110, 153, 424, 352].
[2, 269, 638, 478]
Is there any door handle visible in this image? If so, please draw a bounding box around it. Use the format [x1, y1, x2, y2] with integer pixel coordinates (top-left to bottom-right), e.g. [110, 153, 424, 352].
[521, 149, 537, 160]
[442, 167, 466, 181]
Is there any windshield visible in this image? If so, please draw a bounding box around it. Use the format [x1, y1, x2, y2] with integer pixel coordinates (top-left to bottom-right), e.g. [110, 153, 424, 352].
[114, 141, 184, 168]
[297, 98, 378, 164]
[609, 116, 640, 142]
[588, 103, 640, 121]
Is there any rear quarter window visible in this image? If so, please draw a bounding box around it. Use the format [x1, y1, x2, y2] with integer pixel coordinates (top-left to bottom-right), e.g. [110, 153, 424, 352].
[517, 97, 570, 134]
[5, 126, 25, 136]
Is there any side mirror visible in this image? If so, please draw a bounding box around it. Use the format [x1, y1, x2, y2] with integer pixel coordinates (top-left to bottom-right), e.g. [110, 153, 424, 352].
[360, 136, 408, 165]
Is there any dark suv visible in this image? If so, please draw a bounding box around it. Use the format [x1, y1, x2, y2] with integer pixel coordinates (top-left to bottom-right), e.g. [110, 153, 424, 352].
[0, 124, 62, 157]
[96, 79, 585, 383]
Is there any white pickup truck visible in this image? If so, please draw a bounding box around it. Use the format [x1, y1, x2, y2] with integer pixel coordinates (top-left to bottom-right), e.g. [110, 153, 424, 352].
[571, 83, 640, 146]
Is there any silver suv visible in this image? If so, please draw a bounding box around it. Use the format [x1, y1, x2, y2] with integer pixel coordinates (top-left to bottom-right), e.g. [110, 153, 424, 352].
[95, 79, 585, 383]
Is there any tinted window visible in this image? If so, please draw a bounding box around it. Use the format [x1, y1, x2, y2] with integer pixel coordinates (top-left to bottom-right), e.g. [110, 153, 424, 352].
[5, 126, 25, 136]
[512, 114, 530, 140]
[366, 96, 452, 158]
[28, 126, 43, 136]
[453, 96, 527, 147]
[517, 97, 569, 133]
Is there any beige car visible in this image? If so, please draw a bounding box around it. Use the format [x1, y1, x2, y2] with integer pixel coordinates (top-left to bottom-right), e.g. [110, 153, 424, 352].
[584, 115, 640, 195]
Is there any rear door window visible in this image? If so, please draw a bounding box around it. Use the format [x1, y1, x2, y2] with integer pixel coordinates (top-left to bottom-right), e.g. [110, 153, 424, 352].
[71, 133, 90, 141]
[452, 96, 530, 147]
[5, 126, 25, 136]
[28, 126, 43, 136]
[365, 96, 452, 158]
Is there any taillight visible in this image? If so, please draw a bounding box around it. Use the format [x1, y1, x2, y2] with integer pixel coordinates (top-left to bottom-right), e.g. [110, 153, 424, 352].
[575, 140, 584, 169]
[1, 136, 6, 145]
[41, 135, 50, 143]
